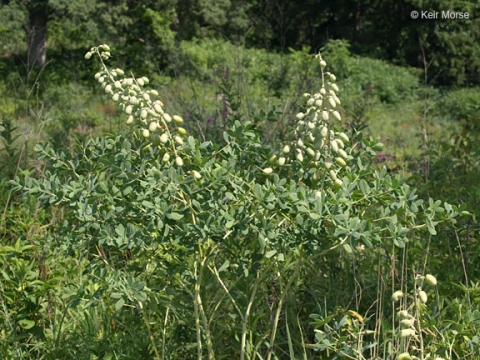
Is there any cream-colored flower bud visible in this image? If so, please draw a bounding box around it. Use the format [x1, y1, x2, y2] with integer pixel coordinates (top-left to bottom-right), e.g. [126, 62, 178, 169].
[425, 274, 437, 286]
[159, 133, 169, 143]
[392, 290, 404, 301]
[328, 97, 336, 108]
[333, 111, 341, 121]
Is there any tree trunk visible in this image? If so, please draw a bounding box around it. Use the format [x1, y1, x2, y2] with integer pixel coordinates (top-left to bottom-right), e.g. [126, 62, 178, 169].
[27, 1, 48, 69]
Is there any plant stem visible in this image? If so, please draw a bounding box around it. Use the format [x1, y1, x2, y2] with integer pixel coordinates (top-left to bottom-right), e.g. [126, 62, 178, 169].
[140, 302, 161, 360]
[241, 275, 259, 360]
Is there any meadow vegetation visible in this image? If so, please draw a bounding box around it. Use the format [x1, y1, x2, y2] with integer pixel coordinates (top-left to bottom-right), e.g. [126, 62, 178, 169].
[0, 3, 479, 358]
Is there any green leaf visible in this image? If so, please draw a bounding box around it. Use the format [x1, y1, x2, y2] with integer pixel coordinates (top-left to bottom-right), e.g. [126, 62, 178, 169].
[218, 260, 230, 272]
[359, 179, 370, 195]
[115, 298, 125, 311]
[265, 250, 277, 258]
[342, 243, 352, 253]
[166, 212, 183, 220]
[19, 319, 35, 329]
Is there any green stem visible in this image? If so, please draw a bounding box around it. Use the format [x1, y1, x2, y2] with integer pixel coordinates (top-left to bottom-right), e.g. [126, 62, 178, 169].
[195, 254, 215, 360]
[140, 302, 161, 360]
[266, 249, 304, 360]
[241, 275, 259, 360]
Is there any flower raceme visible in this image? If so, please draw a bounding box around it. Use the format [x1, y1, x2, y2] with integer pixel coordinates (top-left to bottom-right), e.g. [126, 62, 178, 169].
[263, 54, 351, 190]
[86, 45, 351, 188]
[85, 44, 187, 167]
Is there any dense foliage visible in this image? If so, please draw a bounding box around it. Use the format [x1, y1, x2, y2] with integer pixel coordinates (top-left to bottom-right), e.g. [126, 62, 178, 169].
[0, 44, 478, 359]
[0, 1, 479, 359]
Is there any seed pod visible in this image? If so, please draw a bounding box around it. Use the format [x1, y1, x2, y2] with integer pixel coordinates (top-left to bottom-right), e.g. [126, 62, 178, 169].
[192, 170, 202, 180]
[335, 178, 343, 187]
[328, 97, 336, 108]
[336, 157, 346, 167]
[278, 157, 286, 166]
[269, 155, 277, 164]
[425, 274, 437, 286]
[149, 122, 158, 132]
[329, 74, 336, 82]
[333, 111, 341, 121]
[175, 156, 184, 167]
[283, 145, 291, 153]
[162, 153, 170, 162]
[174, 135, 183, 145]
[177, 127, 187, 135]
[263, 167, 273, 175]
[330, 83, 339, 93]
[142, 129, 150, 138]
[418, 290, 428, 303]
[159, 133, 169, 143]
[338, 132, 350, 143]
[137, 78, 145, 87]
[84, 51, 92, 60]
[163, 113, 172, 122]
[141, 109, 148, 119]
[392, 290, 404, 302]
[143, 93, 150, 101]
[173, 115, 184, 124]
[126, 116, 134, 125]
[296, 112, 305, 120]
[335, 138, 345, 149]
[397, 352, 411, 360]
[400, 319, 415, 328]
[400, 329, 416, 338]
[149, 89, 159, 96]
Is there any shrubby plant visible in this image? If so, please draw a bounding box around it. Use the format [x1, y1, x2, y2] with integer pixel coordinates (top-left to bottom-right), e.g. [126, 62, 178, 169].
[11, 45, 468, 359]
